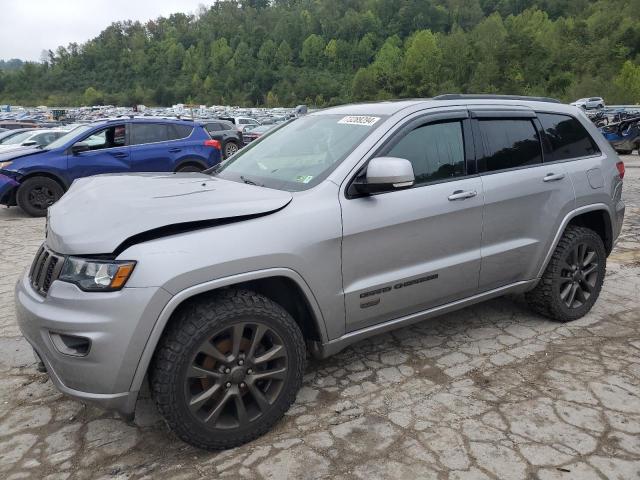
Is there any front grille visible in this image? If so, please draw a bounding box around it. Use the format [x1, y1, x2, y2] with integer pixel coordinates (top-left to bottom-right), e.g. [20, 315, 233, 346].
[29, 245, 64, 296]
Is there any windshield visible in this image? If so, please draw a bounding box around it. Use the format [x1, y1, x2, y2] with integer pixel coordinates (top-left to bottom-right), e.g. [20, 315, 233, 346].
[213, 114, 384, 191]
[45, 124, 91, 150]
[3, 131, 34, 145]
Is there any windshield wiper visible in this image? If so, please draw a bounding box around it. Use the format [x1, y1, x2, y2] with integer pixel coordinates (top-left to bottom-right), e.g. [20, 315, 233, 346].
[240, 175, 263, 186]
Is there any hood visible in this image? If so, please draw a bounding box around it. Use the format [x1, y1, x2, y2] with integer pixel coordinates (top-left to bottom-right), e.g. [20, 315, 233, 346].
[0, 146, 45, 162]
[47, 172, 292, 255]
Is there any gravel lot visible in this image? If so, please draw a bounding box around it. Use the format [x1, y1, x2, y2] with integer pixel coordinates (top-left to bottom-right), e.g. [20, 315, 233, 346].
[1, 156, 639, 480]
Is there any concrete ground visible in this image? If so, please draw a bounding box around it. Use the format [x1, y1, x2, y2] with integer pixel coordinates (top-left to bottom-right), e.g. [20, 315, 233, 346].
[0, 155, 639, 480]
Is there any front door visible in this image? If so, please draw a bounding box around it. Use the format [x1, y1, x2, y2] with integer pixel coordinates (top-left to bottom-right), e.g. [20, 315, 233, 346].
[67, 124, 130, 180]
[340, 114, 484, 331]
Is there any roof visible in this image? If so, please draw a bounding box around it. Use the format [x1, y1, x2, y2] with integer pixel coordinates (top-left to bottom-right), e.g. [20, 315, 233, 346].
[317, 95, 570, 116]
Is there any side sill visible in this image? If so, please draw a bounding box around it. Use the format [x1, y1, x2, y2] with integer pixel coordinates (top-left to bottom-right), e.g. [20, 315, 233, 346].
[309, 279, 537, 359]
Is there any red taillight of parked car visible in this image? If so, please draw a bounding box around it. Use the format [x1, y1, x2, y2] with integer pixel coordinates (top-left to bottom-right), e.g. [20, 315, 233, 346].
[616, 161, 625, 179]
[204, 139, 221, 149]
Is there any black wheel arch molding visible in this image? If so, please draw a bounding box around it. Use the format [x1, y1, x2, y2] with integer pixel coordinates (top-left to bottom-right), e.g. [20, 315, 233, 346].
[127, 268, 328, 401]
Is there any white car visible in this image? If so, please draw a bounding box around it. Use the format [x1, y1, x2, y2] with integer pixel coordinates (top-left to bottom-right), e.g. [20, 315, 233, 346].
[0, 129, 66, 152]
[570, 97, 605, 110]
[218, 116, 261, 132]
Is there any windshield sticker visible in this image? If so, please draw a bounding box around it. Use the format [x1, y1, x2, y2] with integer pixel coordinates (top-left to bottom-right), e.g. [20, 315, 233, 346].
[296, 175, 314, 184]
[338, 115, 380, 126]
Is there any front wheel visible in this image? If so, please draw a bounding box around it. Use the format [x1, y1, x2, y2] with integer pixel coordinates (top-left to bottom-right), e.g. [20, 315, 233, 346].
[151, 290, 305, 450]
[525, 226, 606, 322]
[16, 176, 64, 217]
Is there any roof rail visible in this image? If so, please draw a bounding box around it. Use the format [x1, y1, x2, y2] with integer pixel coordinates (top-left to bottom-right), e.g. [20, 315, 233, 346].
[433, 94, 562, 104]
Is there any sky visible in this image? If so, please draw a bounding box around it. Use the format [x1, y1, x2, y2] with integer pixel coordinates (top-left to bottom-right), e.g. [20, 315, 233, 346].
[0, 0, 208, 61]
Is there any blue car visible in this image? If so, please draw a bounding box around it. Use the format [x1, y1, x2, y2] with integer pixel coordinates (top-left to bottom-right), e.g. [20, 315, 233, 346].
[0, 118, 222, 216]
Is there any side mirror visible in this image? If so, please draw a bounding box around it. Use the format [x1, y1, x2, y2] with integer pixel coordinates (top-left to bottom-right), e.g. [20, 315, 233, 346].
[71, 142, 90, 154]
[353, 157, 415, 195]
[22, 140, 38, 147]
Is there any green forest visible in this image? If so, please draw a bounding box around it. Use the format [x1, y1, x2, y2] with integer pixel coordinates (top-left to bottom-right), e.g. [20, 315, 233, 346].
[1, 0, 640, 107]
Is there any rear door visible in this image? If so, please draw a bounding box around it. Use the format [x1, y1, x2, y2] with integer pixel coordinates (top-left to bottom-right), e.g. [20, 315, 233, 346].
[340, 111, 484, 331]
[472, 110, 576, 291]
[67, 124, 130, 179]
[129, 122, 193, 172]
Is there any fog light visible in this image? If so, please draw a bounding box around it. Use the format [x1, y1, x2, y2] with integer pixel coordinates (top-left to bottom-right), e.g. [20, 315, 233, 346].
[50, 332, 91, 357]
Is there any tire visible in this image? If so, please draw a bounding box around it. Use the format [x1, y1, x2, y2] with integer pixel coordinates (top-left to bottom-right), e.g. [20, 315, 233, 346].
[223, 141, 239, 159]
[177, 164, 204, 172]
[525, 226, 606, 322]
[16, 176, 64, 217]
[151, 289, 306, 450]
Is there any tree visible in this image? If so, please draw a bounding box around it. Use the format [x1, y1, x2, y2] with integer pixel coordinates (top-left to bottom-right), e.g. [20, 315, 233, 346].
[402, 30, 442, 96]
[614, 61, 640, 103]
[301, 34, 326, 66]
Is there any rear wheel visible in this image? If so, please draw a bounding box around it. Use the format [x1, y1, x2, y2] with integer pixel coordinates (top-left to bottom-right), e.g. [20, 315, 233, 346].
[16, 176, 64, 217]
[525, 226, 606, 322]
[151, 290, 305, 450]
[223, 141, 239, 159]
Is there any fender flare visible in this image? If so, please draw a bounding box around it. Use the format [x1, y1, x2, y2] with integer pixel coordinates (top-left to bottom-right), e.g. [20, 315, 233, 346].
[536, 203, 614, 278]
[128, 267, 328, 393]
[174, 157, 208, 171]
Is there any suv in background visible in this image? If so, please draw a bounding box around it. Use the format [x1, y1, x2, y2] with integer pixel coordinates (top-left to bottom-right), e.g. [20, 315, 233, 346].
[571, 97, 605, 110]
[218, 116, 261, 132]
[201, 119, 243, 158]
[16, 95, 625, 450]
[0, 118, 221, 216]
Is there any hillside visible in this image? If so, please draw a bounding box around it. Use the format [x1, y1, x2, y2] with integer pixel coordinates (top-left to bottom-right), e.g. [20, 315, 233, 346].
[0, 0, 639, 107]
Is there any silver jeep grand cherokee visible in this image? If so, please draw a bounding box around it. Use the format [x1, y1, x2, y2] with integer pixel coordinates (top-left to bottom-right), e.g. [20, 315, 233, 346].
[16, 95, 625, 449]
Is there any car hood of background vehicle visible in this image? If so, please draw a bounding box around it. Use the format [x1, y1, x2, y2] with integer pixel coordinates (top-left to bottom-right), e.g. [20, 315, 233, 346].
[47, 172, 293, 255]
[0, 146, 45, 162]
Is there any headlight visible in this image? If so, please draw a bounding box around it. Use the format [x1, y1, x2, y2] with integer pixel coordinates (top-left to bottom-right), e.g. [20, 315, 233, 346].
[59, 257, 136, 291]
[0, 161, 13, 169]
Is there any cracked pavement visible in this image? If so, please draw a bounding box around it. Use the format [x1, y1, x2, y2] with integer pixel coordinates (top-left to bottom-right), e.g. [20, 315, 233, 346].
[0, 155, 639, 479]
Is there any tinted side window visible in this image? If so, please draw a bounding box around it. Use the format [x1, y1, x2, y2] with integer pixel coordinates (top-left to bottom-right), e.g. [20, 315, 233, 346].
[131, 124, 168, 145]
[205, 123, 220, 132]
[538, 113, 599, 161]
[478, 119, 542, 172]
[219, 121, 234, 130]
[387, 121, 465, 185]
[167, 124, 193, 140]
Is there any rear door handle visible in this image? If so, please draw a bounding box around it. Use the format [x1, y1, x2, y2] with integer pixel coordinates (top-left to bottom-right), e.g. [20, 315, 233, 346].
[543, 173, 565, 182]
[448, 190, 477, 201]
[168, 148, 182, 153]
[113, 152, 128, 158]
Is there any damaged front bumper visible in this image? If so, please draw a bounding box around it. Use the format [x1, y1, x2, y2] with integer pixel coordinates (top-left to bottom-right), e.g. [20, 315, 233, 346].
[0, 172, 19, 206]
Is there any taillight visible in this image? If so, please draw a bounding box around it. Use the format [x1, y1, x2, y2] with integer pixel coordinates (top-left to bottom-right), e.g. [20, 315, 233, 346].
[204, 139, 221, 149]
[616, 161, 625, 179]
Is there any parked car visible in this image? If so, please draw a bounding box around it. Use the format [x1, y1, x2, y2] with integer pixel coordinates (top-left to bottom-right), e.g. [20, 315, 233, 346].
[241, 124, 276, 144]
[570, 97, 605, 110]
[0, 129, 66, 152]
[201, 120, 243, 158]
[600, 116, 640, 154]
[15, 95, 624, 450]
[218, 116, 261, 132]
[0, 118, 221, 216]
[0, 121, 40, 130]
[0, 128, 37, 144]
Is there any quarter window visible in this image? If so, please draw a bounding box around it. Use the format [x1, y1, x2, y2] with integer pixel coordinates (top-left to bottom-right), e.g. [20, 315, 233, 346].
[538, 113, 599, 161]
[130, 124, 168, 145]
[478, 119, 542, 172]
[387, 121, 465, 185]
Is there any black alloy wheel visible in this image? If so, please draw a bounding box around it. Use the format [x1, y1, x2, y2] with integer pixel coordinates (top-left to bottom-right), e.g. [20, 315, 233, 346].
[558, 242, 599, 309]
[151, 290, 305, 450]
[186, 322, 288, 429]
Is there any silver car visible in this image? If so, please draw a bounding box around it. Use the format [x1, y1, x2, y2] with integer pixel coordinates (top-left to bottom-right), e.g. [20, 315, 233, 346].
[16, 95, 625, 449]
[571, 97, 605, 110]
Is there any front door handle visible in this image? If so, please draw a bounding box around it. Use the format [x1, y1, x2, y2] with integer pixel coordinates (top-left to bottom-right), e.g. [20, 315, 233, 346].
[113, 152, 128, 159]
[448, 190, 477, 201]
[543, 173, 565, 182]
